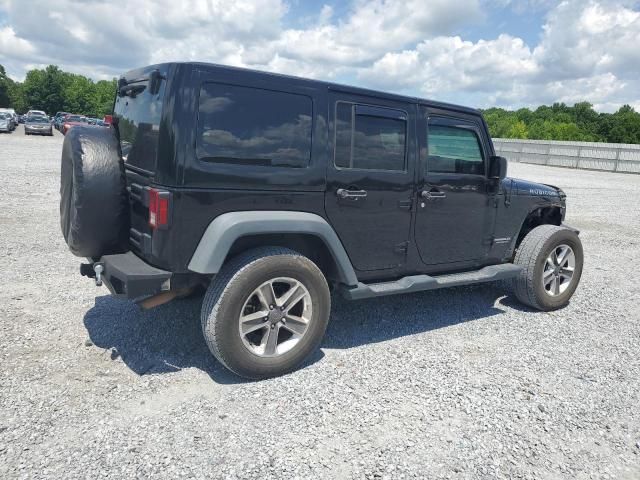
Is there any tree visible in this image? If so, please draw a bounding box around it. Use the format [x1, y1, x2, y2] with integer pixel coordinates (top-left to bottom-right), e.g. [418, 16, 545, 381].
[481, 101, 639, 144]
[94, 79, 117, 117]
[608, 106, 640, 144]
[4, 64, 118, 116]
[0, 65, 11, 107]
[8, 81, 27, 113]
[507, 120, 528, 139]
[23, 65, 67, 113]
[64, 74, 96, 116]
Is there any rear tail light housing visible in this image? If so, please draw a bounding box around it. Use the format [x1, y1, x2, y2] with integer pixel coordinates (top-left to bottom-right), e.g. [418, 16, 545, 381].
[148, 188, 171, 229]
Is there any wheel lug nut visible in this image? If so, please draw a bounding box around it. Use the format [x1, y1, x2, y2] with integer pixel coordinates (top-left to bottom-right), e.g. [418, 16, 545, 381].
[269, 305, 274, 310]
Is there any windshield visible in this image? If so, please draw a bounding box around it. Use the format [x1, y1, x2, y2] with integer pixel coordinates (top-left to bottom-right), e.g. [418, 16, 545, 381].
[0, 113, 8, 120]
[28, 116, 49, 124]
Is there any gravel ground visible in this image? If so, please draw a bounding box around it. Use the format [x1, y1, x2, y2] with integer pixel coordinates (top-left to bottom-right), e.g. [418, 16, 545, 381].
[1, 125, 639, 479]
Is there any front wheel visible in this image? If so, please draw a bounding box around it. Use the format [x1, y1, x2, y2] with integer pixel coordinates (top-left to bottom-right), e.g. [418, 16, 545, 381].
[510, 225, 583, 311]
[201, 247, 331, 379]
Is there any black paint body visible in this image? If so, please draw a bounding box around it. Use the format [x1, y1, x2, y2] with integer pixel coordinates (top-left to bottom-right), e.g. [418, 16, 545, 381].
[114, 62, 566, 284]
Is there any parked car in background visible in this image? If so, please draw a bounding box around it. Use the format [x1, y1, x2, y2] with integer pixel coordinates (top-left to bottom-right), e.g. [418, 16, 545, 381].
[0, 112, 14, 132]
[18, 114, 26, 124]
[62, 115, 88, 135]
[0, 108, 18, 128]
[54, 112, 70, 131]
[25, 115, 54, 136]
[103, 115, 113, 127]
[87, 117, 98, 125]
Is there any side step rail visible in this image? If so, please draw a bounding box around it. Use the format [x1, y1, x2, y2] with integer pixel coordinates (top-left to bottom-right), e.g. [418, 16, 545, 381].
[341, 264, 522, 300]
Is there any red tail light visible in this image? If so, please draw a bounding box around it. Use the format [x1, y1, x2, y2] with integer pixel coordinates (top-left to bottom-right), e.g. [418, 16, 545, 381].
[148, 188, 170, 229]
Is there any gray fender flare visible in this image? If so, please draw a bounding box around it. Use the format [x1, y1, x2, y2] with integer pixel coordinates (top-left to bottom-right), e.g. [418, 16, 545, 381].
[187, 211, 358, 286]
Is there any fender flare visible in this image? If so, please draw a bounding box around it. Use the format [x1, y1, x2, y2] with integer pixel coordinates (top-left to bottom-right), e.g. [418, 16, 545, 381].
[187, 211, 358, 286]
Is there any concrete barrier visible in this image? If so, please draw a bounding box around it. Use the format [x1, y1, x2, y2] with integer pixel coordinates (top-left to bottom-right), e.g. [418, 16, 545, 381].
[493, 138, 640, 174]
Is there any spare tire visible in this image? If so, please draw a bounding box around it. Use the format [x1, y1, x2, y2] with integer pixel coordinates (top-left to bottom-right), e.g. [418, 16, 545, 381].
[60, 126, 130, 258]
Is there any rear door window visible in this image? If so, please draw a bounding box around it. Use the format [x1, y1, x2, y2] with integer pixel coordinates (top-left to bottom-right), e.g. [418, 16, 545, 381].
[197, 83, 312, 168]
[334, 102, 407, 171]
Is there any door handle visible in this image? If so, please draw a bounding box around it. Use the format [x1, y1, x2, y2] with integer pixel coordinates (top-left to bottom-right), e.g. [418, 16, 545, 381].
[337, 188, 368, 199]
[421, 190, 446, 200]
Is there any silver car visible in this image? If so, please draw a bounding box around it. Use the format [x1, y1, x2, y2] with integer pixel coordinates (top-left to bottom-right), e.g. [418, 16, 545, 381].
[24, 115, 53, 136]
[0, 113, 13, 133]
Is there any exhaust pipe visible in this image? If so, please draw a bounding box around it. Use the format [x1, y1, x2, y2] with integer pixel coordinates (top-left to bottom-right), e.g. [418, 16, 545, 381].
[137, 287, 194, 310]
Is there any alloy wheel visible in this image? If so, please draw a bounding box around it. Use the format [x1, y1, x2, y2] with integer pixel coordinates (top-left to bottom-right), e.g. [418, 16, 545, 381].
[238, 277, 312, 357]
[542, 244, 575, 296]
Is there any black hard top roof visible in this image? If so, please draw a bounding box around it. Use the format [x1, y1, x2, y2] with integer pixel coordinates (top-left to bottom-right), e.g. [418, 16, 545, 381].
[125, 62, 482, 117]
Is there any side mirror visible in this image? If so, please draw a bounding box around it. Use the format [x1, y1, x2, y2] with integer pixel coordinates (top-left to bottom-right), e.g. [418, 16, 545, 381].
[489, 155, 507, 180]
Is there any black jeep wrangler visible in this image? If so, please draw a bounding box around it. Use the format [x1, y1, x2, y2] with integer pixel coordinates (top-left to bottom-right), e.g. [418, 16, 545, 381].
[60, 62, 583, 379]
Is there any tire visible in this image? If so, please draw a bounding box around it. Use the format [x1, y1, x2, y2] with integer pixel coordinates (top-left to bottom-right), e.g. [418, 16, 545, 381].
[201, 247, 331, 379]
[60, 126, 129, 258]
[510, 225, 583, 311]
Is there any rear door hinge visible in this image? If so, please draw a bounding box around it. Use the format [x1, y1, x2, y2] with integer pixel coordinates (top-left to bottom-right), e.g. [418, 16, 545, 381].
[398, 199, 412, 210]
[394, 241, 409, 254]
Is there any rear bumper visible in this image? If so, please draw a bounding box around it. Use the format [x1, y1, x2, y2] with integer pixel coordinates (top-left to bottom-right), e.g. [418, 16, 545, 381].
[90, 251, 172, 300]
[25, 128, 52, 134]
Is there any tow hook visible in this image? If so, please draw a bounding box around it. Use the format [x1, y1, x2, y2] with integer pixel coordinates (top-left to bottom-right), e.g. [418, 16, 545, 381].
[93, 263, 104, 287]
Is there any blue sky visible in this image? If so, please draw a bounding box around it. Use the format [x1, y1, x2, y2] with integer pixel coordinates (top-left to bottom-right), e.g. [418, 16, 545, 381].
[1, 0, 639, 111]
[283, 0, 547, 44]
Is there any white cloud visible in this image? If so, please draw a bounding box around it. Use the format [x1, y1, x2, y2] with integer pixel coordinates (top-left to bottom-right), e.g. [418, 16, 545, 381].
[533, 0, 640, 80]
[2, 0, 287, 78]
[0, 26, 36, 58]
[0, 0, 639, 111]
[238, 0, 483, 79]
[359, 34, 537, 95]
[358, 0, 640, 111]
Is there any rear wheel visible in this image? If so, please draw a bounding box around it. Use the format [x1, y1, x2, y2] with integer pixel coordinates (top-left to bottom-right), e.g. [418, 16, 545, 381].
[510, 225, 583, 311]
[201, 247, 331, 379]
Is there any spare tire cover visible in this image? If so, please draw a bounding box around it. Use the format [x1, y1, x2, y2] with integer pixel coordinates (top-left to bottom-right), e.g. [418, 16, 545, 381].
[60, 126, 130, 258]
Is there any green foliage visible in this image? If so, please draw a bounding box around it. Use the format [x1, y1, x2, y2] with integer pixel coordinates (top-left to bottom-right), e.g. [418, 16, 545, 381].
[482, 102, 640, 144]
[0, 65, 10, 107]
[0, 63, 117, 117]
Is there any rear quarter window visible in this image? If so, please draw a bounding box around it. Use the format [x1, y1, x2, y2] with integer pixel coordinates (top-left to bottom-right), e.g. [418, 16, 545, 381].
[197, 83, 312, 168]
